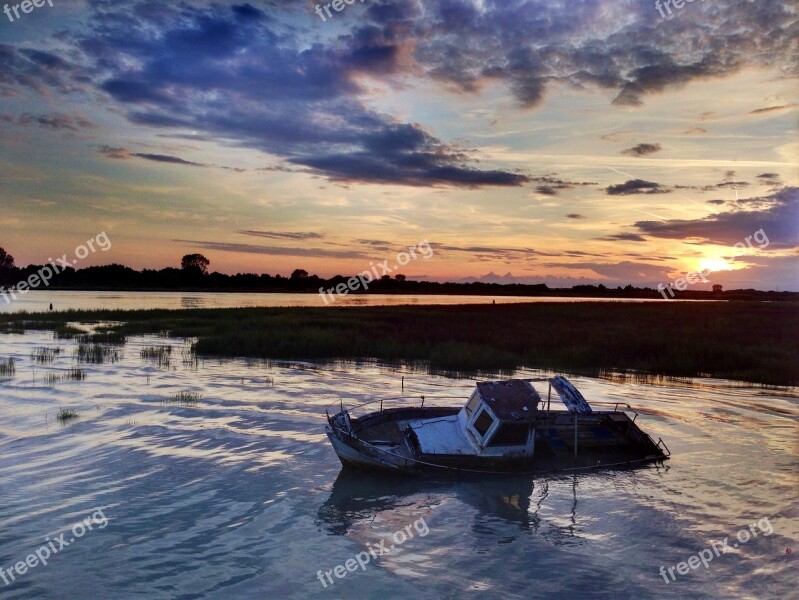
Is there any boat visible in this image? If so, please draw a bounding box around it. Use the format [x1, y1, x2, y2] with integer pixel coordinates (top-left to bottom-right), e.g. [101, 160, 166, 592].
[325, 376, 670, 475]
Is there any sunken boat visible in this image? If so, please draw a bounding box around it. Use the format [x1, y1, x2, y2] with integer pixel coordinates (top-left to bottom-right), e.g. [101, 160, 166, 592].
[325, 376, 670, 475]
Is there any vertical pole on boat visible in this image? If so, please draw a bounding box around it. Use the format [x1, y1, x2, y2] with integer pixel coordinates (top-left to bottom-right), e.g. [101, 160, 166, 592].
[547, 384, 551, 412]
[421, 395, 425, 408]
[402, 376, 404, 393]
[574, 414, 578, 457]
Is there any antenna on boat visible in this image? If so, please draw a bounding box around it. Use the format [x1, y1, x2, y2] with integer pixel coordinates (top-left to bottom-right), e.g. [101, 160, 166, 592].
[402, 376, 404, 392]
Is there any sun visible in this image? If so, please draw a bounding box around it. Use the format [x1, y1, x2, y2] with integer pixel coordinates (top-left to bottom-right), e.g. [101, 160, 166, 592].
[697, 257, 734, 273]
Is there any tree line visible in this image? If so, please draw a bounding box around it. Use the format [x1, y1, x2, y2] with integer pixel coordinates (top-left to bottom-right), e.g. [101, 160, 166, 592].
[0, 247, 794, 300]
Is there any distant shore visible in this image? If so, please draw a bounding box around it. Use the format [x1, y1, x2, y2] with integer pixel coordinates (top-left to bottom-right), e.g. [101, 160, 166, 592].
[1, 302, 796, 386]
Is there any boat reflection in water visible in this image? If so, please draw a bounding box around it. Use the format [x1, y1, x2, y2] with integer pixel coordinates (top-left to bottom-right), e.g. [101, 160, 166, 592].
[316, 467, 635, 547]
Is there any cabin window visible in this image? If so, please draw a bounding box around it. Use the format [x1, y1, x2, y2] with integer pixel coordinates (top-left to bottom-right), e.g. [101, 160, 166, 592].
[487, 422, 530, 447]
[472, 409, 495, 437]
[464, 392, 481, 416]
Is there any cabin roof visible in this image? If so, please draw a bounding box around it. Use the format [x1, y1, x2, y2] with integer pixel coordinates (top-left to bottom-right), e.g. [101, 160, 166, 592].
[476, 379, 541, 420]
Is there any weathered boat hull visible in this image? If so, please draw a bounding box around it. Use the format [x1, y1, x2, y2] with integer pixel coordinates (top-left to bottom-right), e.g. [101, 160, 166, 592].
[326, 407, 668, 476]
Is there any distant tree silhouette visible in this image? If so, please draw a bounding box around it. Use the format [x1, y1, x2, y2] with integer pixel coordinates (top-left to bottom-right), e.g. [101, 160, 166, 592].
[395, 274, 406, 282]
[0, 247, 14, 271]
[181, 254, 210, 275]
[291, 269, 309, 280]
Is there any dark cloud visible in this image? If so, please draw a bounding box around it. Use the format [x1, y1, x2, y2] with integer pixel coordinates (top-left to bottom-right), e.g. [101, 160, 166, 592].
[67, 3, 528, 187]
[750, 104, 797, 114]
[606, 179, 670, 195]
[98, 145, 131, 159]
[596, 233, 648, 242]
[531, 174, 597, 196]
[238, 230, 324, 241]
[132, 153, 205, 166]
[621, 143, 662, 157]
[634, 187, 798, 248]
[566, 214, 586, 220]
[757, 172, 782, 186]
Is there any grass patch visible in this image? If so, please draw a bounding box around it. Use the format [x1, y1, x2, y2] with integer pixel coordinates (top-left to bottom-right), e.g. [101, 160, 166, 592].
[140, 345, 172, 367]
[45, 367, 87, 384]
[56, 408, 79, 422]
[77, 343, 120, 364]
[54, 324, 86, 340]
[31, 346, 62, 363]
[77, 331, 127, 345]
[169, 389, 201, 406]
[0, 357, 15, 377]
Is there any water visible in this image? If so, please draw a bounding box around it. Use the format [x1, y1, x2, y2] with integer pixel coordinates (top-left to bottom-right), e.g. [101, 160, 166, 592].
[0, 290, 677, 313]
[0, 329, 796, 599]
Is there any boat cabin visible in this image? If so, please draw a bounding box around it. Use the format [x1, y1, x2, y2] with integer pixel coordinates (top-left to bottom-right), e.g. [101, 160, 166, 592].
[457, 379, 541, 456]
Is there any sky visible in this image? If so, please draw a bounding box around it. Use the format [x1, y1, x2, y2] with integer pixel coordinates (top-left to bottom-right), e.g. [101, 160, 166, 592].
[0, 0, 797, 290]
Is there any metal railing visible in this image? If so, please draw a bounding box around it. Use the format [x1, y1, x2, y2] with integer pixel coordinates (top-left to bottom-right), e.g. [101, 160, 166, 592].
[326, 393, 465, 420]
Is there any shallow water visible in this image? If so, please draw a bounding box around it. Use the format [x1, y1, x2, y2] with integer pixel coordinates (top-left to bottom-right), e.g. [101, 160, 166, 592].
[0, 330, 796, 599]
[1, 290, 683, 313]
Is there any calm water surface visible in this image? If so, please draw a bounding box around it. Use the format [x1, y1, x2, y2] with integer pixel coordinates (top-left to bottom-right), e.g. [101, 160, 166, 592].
[0, 290, 678, 313]
[0, 329, 795, 599]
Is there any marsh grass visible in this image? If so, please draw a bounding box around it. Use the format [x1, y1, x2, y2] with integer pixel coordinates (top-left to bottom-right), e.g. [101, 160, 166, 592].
[54, 324, 86, 340]
[56, 408, 79, 422]
[45, 367, 87, 384]
[0, 357, 15, 377]
[2, 303, 797, 385]
[77, 343, 120, 364]
[140, 345, 172, 367]
[78, 331, 127, 345]
[31, 346, 62, 363]
[168, 389, 201, 406]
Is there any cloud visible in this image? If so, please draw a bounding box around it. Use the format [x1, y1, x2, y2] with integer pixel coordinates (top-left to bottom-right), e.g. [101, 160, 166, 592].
[132, 153, 206, 167]
[98, 145, 131, 159]
[634, 187, 799, 248]
[621, 143, 662, 157]
[684, 128, 707, 135]
[68, 3, 528, 188]
[238, 230, 324, 241]
[3, 1, 794, 187]
[596, 233, 648, 242]
[531, 174, 597, 196]
[174, 239, 371, 260]
[750, 104, 797, 114]
[606, 179, 670, 195]
[3, 113, 96, 131]
[566, 214, 586, 220]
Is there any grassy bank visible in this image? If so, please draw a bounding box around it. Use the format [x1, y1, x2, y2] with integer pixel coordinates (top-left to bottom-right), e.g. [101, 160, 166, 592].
[1, 302, 797, 386]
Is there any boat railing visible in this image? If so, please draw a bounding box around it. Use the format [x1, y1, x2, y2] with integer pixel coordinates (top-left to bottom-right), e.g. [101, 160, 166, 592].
[589, 401, 640, 422]
[326, 394, 465, 421]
